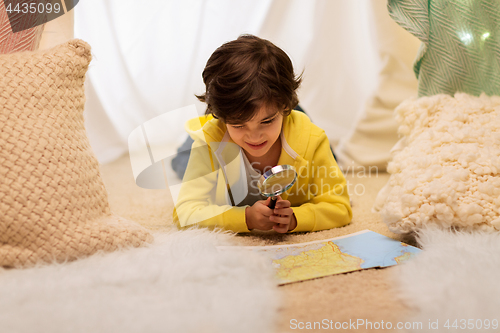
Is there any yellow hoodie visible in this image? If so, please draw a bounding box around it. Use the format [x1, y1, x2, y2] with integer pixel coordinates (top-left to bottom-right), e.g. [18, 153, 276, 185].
[173, 110, 352, 233]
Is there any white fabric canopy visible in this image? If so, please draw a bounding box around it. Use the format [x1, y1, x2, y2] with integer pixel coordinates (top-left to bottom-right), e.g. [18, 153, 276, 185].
[335, 0, 420, 171]
[75, 0, 380, 164]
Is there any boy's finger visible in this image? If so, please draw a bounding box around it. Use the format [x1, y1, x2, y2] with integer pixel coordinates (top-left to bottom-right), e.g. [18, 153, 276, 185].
[271, 215, 290, 225]
[264, 220, 278, 227]
[258, 198, 272, 210]
[274, 206, 292, 214]
[273, 223, 288, 233]
[259, 207, 272, 217]
[261, 197, 270, 204]
[275, 201, 291, 210]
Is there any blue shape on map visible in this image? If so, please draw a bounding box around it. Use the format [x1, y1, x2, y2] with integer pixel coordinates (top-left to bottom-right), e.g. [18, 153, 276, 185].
[333, 231, 420, 268]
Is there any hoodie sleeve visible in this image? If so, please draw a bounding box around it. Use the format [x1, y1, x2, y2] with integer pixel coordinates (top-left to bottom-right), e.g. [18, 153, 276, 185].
[172, 135, 250, 233]
[290, 131, 353, 232]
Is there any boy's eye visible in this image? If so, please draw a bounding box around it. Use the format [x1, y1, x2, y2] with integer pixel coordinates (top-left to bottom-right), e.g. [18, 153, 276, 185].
[229, 117, 275, 128]
[261, 118, 275, 125]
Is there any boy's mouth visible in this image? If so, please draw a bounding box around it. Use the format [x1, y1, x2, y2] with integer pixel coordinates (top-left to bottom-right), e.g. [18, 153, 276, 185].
[246, 141, 267, 150]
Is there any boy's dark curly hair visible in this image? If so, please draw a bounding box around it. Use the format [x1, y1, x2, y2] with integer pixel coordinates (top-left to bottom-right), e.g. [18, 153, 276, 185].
[196, 34, 302, 124]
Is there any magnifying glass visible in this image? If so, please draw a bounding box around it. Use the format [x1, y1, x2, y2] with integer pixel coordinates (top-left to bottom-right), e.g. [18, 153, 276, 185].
[257, 165, 297, 209]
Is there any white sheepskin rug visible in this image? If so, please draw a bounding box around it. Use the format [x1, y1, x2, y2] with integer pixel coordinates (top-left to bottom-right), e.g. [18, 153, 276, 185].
[375, 93, 500, 233]
[393, 227, 500, 332]
[0, 229, 280, 333]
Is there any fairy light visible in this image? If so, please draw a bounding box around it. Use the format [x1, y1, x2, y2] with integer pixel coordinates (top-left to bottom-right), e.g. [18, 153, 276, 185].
[458, 31, 473, 45]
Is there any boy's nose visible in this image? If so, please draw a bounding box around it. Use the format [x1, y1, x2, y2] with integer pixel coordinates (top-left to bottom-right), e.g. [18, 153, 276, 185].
[247, 132, 262, 141]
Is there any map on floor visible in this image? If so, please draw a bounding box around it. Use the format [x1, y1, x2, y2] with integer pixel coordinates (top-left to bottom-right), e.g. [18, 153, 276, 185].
[217, 230, 421, 285]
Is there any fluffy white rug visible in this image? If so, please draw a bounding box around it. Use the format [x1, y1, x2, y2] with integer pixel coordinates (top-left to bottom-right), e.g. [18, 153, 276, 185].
[394, 228, 500, 332]
[0, 229, 280, 333]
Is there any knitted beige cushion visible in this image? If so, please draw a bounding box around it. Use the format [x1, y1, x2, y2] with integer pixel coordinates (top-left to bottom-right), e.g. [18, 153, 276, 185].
[0, 39, 153, 268]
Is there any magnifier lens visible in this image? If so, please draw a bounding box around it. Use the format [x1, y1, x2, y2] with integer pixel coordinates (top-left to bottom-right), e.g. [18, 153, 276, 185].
[271, 183, 281, 194]
[258, 165, 297, 199]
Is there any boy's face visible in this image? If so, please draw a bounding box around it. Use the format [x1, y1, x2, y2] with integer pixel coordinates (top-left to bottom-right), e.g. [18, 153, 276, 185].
[225, 105, 283, 159]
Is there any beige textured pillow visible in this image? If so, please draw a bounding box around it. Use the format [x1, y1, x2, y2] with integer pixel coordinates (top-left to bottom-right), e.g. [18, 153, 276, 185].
[374, 93, 500, 233]
[0, 39, 153, 268]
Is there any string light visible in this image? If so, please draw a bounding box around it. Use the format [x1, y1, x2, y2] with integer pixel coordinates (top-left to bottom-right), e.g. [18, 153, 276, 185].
[458, 31, 473, 45]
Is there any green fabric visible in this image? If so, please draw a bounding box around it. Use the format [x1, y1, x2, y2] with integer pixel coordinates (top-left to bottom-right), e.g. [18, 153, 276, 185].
[388, 0, 500, 97]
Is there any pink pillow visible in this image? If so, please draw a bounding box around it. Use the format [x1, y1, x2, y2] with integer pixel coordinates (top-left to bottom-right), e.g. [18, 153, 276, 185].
[0, 1, 44, 53]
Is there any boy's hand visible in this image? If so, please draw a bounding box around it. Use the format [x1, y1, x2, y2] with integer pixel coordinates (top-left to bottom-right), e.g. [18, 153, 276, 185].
[270, 196, 297, 233]
[245, 198, 275, 231]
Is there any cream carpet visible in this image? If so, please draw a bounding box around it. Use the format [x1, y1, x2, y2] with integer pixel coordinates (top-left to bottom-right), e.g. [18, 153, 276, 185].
[99, 154, 418, 332]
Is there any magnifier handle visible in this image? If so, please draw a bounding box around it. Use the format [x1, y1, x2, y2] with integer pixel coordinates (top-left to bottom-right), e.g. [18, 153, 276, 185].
[268, 197, 277, 210]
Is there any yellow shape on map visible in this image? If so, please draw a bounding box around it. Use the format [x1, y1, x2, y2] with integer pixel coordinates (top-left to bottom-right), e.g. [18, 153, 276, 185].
[394, 252, 413, 264]
[273, 242, 364, 284]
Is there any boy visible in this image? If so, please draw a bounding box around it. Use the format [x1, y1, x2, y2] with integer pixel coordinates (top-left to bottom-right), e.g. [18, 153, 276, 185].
[173, 34, 352, 233]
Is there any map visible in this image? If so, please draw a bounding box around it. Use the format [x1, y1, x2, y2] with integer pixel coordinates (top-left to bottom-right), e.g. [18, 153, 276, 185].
[217, 230, 421, 285]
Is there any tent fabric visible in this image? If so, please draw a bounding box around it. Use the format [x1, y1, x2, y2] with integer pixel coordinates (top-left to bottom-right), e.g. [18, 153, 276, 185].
[389, 0, 500, 97]
[335, 0, 420, 171]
